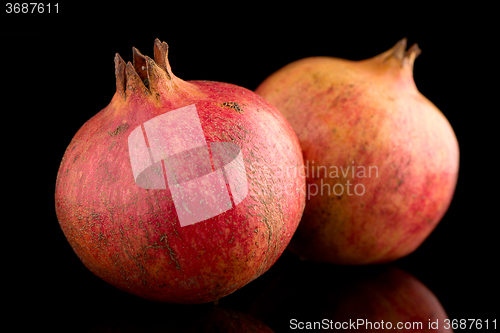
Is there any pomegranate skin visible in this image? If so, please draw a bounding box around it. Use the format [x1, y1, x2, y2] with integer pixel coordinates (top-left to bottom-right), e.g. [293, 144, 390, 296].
[255, 39, 459, 265]
[55, 39, 305, 303]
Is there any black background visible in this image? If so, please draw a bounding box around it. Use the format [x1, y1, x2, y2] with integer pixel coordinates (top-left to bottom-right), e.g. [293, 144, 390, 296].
[2, 4, 497, 332]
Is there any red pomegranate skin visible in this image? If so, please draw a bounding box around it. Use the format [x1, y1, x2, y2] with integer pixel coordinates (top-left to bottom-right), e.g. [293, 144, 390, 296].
[255, 39, 459, 264]
[55, 40, 305, 303]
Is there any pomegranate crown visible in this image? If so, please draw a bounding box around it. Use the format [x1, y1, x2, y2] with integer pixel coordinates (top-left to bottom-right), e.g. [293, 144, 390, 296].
[114, 39, 178, 100]
[379, 37, 422, 69]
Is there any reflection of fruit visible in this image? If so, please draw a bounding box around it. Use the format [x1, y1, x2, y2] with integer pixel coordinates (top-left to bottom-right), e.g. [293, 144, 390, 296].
[55, 39, 305, 304]
[88, 304, 274, 333]
[256, 39, 459, 264]
[250, 262, 452, 332]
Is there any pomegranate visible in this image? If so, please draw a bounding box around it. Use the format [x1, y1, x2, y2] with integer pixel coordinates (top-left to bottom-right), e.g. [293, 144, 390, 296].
[255, 38, 459, 264]
[55, 39, 305, 303]
[250, 263, 452, 332]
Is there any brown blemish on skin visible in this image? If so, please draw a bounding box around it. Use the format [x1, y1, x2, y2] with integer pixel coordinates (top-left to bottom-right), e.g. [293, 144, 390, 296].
[395, 178, 404, 191]
[221, 102, 244, 113]
[108, 123, 129, 136]
[160, 234, 181, 270]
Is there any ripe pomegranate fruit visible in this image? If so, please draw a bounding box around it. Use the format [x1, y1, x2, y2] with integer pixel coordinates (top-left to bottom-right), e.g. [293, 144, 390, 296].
[55, 39, 305, 303]
[255, 38, 459, 264]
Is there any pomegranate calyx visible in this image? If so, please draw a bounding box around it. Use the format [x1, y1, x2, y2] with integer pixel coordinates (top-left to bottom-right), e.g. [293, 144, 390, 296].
[153, 38, 172, 79]
[125, 60, 151, 96]
[132, 46, 149, 87]
[377, 38, 421, 72]
[114, 53, 126, 99]
[391, 37, 408, 62]
[114, 39, 184, 100]
[403, 43, 421, 68]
